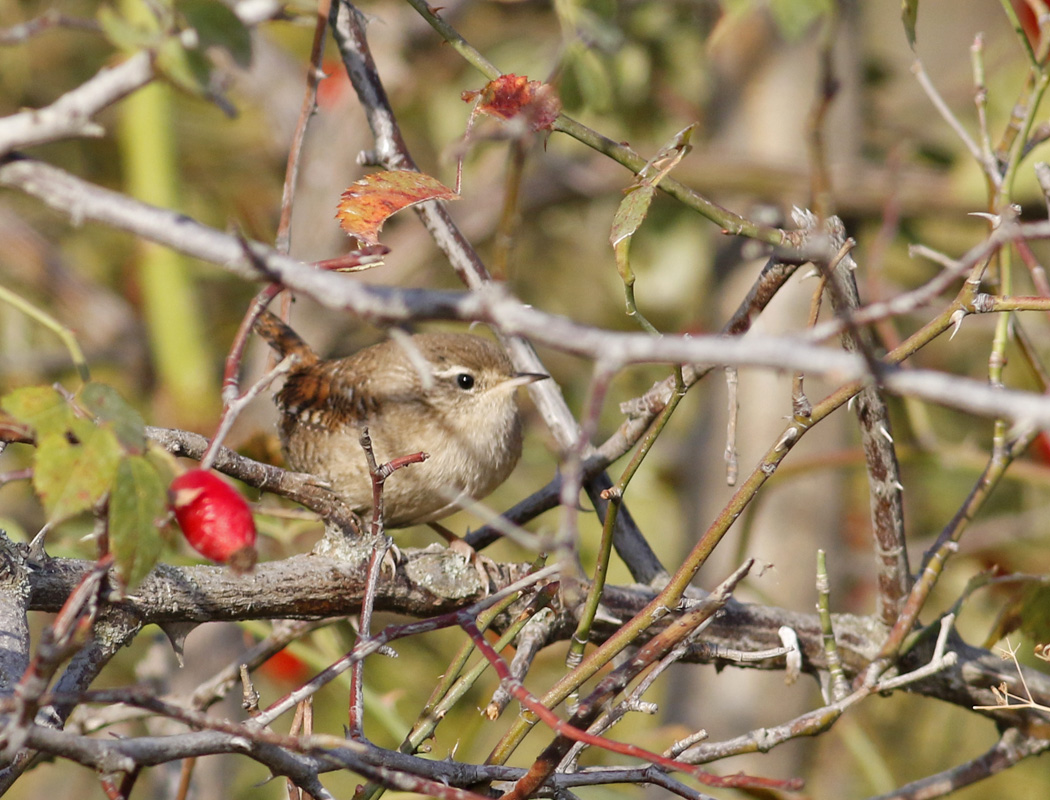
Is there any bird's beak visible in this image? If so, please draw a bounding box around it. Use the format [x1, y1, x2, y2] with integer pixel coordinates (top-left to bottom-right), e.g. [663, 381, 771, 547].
[504, 372, 549, 390]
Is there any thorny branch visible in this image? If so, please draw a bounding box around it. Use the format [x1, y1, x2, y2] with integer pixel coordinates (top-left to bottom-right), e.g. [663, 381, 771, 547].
[9, 156, 1050, 427]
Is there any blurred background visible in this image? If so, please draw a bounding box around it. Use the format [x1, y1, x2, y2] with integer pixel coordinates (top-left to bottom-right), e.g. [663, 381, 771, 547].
[2, 0, 1050, 797]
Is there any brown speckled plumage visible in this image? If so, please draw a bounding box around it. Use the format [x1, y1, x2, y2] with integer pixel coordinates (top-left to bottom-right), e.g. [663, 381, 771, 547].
[255, 312, 542, 527]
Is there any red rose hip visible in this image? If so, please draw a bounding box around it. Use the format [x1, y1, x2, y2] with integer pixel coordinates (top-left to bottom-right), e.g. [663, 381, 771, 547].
[170, 469, 257, 573]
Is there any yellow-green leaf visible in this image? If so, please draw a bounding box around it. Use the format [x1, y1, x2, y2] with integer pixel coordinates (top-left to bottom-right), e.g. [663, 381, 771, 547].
[610, 125, 693, 249]
[98, 4, 161, 53]
[610, 185, 656, 250]
[1, 386, 73, 440]
[145, 443, 179, 487]
[34, 427, 122, 523]
[110, 456, 166, 586]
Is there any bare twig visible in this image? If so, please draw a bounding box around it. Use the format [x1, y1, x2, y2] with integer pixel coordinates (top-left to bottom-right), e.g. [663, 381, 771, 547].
[347, 448, 394, 739]
[249, 563, 559, 727]
[864, 728, 1050, 800]
[0, 11, 100, 44]
[201, 354, 297, 471]
[912, 58, 999, 185]
[275, 0, 332, 256]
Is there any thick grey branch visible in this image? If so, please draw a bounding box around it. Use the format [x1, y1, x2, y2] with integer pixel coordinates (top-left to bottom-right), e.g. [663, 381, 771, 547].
[21, 552, 1050, 736]
[0, 53, 152, 156]
[822, 216, 910, 626]
[6, 159, 1050, 426]
[0, 533, 30, 695]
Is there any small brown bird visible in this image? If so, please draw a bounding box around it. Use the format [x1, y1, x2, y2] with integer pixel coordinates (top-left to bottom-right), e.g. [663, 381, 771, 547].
[255, 311, 545, 528]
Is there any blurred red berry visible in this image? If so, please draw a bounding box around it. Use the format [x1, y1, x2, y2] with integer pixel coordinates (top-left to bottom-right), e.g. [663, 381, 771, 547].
[317, 58, 351, 109]
[260, 648, 311, 685]
[170, 469, 257, 573]
[1031, 431, 1050, 466]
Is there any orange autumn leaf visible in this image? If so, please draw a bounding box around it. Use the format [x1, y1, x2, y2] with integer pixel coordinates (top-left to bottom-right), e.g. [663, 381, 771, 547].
[335, 171, 458, 244]
[461, 74, 561, 131]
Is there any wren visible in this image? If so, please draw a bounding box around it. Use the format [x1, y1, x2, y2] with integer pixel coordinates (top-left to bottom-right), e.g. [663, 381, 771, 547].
[254, 311, 545, 528]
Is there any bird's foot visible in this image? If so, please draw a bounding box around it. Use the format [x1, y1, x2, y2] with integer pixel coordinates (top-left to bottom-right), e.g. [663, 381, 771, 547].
[428, 522, 496, 594]
[446, 537, 498, 594]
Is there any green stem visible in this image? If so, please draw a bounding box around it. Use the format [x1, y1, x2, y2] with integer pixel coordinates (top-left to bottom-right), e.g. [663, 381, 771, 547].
[567, 366, 685, 667]
[117, 0, 216, 423]
[997, 10, 1050, 191]
[816, 549, 849, 701]
[403, 0, 499, 76]
[622, 275, 660, 336]
[0, 283, 90, 384]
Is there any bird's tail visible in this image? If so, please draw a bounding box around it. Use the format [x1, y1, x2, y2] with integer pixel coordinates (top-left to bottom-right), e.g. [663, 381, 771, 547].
[254, 311, 319, 367]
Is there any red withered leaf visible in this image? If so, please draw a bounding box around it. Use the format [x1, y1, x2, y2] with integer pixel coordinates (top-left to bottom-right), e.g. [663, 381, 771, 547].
[336, 171, 458, 244]
[461, 73, 561, 131]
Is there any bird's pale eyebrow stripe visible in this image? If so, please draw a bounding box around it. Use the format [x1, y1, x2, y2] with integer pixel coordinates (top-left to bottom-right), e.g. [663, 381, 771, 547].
[432, 365, 473, 378]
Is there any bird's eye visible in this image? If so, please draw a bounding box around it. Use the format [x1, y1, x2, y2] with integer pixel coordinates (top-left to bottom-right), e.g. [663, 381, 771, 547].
[456, 373, 476, 390]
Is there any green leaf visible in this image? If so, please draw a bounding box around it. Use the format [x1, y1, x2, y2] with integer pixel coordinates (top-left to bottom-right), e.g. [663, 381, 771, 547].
[34, 426, 123, 523]
[109, 456, 166, 586]
[1, 386, 74, 440]
[155, 34, 211, 96]
[901, 0, 919, 49]
[77, 382, 147, 454]
[1020, 584, 1050, 645]
[180, 0, 252, 67]
[566, 43, 613, 113]
[610, 185, 656, 250]
[145, 443, 180, 487]
[610, 125, 693, 250]
[98, 4, 161, 53]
